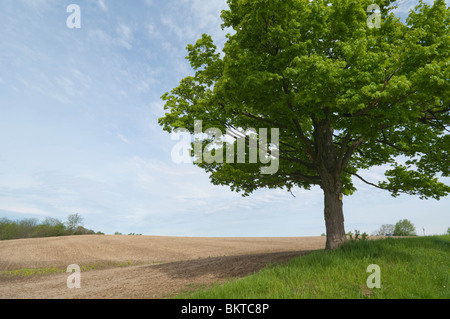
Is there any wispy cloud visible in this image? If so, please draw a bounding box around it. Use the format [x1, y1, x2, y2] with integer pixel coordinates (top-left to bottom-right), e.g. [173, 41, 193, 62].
[116, 23, 134, 50]
[88, 22, 135, 50]
[98, 0, 108, 12]
[0, 205, 50, 218]
[71, 68, 92, 89]
[117, 133, 132, 144]
[145, 22, 159, 38]
[159, 0, 228, 44]
[55, 76, 76, 97]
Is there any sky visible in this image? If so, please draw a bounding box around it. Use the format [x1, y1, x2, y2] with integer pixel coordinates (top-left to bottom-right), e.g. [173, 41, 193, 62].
[0, 0, 448, 237]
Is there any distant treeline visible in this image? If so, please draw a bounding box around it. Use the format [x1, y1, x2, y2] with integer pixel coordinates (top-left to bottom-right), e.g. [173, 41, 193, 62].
[0, 214, 104, 240]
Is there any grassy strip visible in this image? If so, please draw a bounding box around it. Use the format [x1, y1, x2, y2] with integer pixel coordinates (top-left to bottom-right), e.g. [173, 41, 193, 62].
[178, 235, 450, 299]
[0, 261, 141, 278]
[1, 267, 66, 277]
[0, 264, 103, 277]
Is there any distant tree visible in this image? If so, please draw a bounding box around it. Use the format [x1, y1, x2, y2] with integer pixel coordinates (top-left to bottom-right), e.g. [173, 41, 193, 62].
[394, 219, 417, 236]
[0, 215, 102, 240]
[376, 224, 395, 236]
[447, 227, 450, 235]
[66, 213, 84, 233]
[0, 218, 15, 240]
[42, 217, 64, 226]
[17, 218, 39, 238]
[35, 217, 66, 237]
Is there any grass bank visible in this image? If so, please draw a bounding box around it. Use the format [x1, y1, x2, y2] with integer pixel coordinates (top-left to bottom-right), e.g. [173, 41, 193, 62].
[179, 235, 450, 299]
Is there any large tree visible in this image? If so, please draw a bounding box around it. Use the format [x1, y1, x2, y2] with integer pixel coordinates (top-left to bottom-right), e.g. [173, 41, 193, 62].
[159, 0, 450, 250]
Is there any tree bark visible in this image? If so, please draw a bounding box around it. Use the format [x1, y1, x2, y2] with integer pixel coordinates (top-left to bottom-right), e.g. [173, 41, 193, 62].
[322, 181, 346, 250]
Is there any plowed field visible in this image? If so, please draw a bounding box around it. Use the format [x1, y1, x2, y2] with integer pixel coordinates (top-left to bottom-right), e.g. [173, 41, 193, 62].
[0, 235, 326, 299]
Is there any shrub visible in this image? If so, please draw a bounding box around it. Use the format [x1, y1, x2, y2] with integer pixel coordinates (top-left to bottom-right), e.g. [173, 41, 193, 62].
[347, 229, 368, 241]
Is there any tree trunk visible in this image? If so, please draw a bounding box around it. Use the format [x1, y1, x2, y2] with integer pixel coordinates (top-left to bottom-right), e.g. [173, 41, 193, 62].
[323, 183, 346, 250]
[314, 118, 347, 250]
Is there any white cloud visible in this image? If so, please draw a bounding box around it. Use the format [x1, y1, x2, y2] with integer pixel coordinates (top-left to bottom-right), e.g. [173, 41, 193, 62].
[119, 155, 309, 221]
[117, 133, 132, 144]
[88, 28, 113, 46]
[149, 100, 165, 118]
[160, 14, 185, 40]
[22, 0, 58, 11]
[17, 75, 69, 104]
[136, 79, 156, 93]
[98, 0, 108, 12]
[71, 68, 92, 89]
[88, 24, 134, 50]
[0, 204, 50, 217]
[160, 0, 229, 43]
[55, 76, 76, 96]
[116, 23, 134, 50]
[143, 0, 153, 7]
[145, 22, 159, 38]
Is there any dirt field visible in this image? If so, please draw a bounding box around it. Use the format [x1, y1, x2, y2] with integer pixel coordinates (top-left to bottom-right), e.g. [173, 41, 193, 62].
[0, 235, 326, 299]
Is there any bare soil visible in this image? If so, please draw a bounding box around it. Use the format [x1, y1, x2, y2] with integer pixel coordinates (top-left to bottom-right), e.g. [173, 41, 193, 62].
[0, 235, 326, 299]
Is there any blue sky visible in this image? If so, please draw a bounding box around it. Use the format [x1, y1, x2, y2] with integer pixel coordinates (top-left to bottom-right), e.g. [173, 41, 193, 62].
[0, 0, 448, 236]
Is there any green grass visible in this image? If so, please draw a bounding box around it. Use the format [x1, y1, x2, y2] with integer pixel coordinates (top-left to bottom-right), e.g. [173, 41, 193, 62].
[0, 267, 66, 277]
[0, 264, 103, 278]
[178, 235, 450, 299]
[0, 261, 139, 278]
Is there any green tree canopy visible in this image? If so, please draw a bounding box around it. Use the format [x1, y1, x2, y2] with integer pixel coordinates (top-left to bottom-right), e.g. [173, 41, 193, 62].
[394, 219, 417, 236]
[159, 0, 450, 249]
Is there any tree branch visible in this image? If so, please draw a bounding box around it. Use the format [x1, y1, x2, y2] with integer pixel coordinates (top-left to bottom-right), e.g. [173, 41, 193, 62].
[346, 171, 403, 197]
[337, 131, 353, 163]
[339, 137, 364, 172]
[346, 170, 410, 196]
